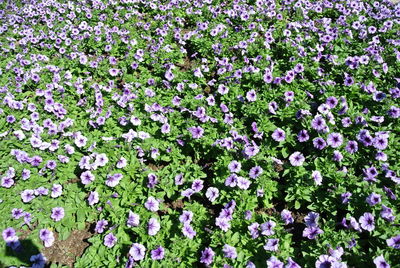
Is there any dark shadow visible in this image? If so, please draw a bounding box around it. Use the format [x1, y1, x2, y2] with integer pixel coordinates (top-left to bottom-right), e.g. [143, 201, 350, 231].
[4, 239, 41, 267]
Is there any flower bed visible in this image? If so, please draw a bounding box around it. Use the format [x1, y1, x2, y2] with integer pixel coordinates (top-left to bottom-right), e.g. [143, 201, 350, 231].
[0, 0, 399, 267]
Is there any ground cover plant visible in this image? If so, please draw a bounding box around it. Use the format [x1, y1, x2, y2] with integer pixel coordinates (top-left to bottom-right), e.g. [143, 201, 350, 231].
[0, 0, 400, 267]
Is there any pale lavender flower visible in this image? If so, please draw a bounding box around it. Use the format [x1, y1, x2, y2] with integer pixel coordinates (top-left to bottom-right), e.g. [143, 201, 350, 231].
[327, 133, 343, 148]
[205, 187, 219, 202]
[148, 218, 160, 236]
[145, 197, 159, 212]
[366, 193, 381, 206]
[116, 157, 127, 168]
[179, 211, 193, 224]
[359, 212, 375, 232]
[182, 223, 196, 239]
[191, 179, 204, 192]
[129, 243, 146, 261]
[373, 255, 390, 268]
[303, 226, 323, 239]
[51, 207, 65, 221]
[249, 166, 263, 179]
[127, 211, 140, 227]
[151, 246, 165, 260]
[88, 191, 99, 206]
[104, 233, 117, 248]
[2, 227, 17, 242]
[261, 220, 276, 236]
[188, 126, 204, 139]
[39, 229, 54, 247]
[80, 171, 95, 185]
[51, 184, 62, 198]
[223, 244, 237, 259]
[200, 247, 215, 265]
[21, 189, 35, 203]
[228, 160, 241, 173]
[272, 128, 286, 142]
[264, 239, 279, 251]
[246, 89, 257, 102]
[95, 219, 108, 233]
[387, 235, 400, 249]
[281, 209, 294, 225]
[289, 152, 305, 166]
[312, 170, 323, 185]
[266, 256, 284, 268]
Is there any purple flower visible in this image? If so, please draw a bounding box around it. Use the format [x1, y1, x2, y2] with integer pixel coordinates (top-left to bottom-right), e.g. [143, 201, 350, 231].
[51, 207, 65, 221]
[311, 115, 327, 131]
[313, 137, 327, 150]
[2, 227, 17, 242]
[165, 69, 174, 81]
[11, 209, 24, 219]
[246, 89, 257, 102]
[264, 239, 279, 251]
[381, 205, 395, 222]
[289, 152, 305, 166]
[237, 176, 251, 190]
[386, 235, 400, 249]
[303, 226, 323, 239]
[80, 171, 95, 185]
[175, 173, 184, 185]
[327, 132, 343, 148]
[312, 170, 323, 185]
[205, 187, 219, 202]
[148, 218, 161, 236]
[373, 255, 390, 268]
[191, 179, 204, 192]
[145, 197, 160, 212]
[222, 244, 237, 259]
[200, 247, 215, 265]
[228, 160, 241, 173]
[129, 243, 146, 261]
[109, 68, 120, 76]
[39, 229, 54, 247]
[345, 141, 358, 154]
[297, 130, 309, 142]
[104, 233, 117, 248]
[366, 193, 381, 206]
[315, 255, 337, 268]
[304, 212, 320, 227]
[21, 189, 35, 203]
[216, 217, 231, 232]
[127, 211, 140, 227]
[88, 191, 99, 206]
[341, 192, 352, 204]
[281, 209, 294, 225]
[30, 253, 47, 268]
[51, 184, 63, 198]
[373, 135, 388, 150]
[188, 126, 204, 139]
[261, 220, 276, 236]
[179, 210, 193, 224]
[249, 166, 263, 179]
[266, 256, 284, 268]
[272, 128, 286, 142]
[359, 212, 375, 232]
[95, 219, 108, 233]
[151, 246, 165, 260]
[286, 257, 301, 268]
[182, 224, 196, 239]
[116, 157, 127, 168]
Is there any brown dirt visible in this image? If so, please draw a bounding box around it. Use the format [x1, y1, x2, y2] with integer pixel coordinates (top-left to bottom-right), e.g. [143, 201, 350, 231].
[164, 199, 185, 210]
[255, 207, 276, 215]
[147, 163, 165, 171]
[41, 226, 93, 267]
